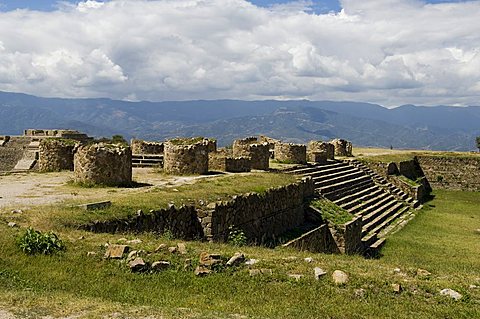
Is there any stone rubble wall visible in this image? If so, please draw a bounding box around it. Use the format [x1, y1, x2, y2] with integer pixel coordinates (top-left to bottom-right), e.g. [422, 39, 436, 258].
[233, 137, 270, 170]
[38, 139, 76, 172]
[163, 139, 209, 175]
[331, 139, 353, 157]
[308, 151, 328, 164]
[131, 139, 164, 155]
[199, 177, 315, 243]
[274, 142, 307, 164]
[209, 150, 251, 172]
[74, 143, 132, 186]
[24, 129, 92, 142]
[417, 155, 480, 191]
[307, 141, 335, 160]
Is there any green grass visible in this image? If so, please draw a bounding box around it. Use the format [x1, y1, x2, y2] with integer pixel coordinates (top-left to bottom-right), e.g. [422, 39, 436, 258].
[311, 198, 353, 225]
[0, 190, 479, 318]
[358, 151, 480, 163]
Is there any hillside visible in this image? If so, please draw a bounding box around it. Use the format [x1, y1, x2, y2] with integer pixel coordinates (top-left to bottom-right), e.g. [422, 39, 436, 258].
[0, 91, 479, 151]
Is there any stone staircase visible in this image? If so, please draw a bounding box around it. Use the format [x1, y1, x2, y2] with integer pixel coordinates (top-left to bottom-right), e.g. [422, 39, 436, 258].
[289, 160, 416, 255]
[13, 140, 40, 171]
[0, 137, 33, 172]
[132, 154, 163, 168]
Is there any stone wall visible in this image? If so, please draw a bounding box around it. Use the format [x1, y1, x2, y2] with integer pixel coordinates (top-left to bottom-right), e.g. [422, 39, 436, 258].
[307, 141, 334, 160]
[331, 139, 353, 157]
[81, 205, 203, 240]
[274, 142, 307, 164]
[417, 155, 480, 191]
[198, 177, 314, 243]
[0, 137, 33, 172]
[38, 139, 76, 172]
[74, 143, 132, 186]
[24, 129, 92, 142]
[308, 151, 328, 164]
[131, 139, 164, 155]
[163, 138, 209, 175]
[209, 150, 251, 172]
[282, 224, 340, 253]
[233, 137, 270, 170]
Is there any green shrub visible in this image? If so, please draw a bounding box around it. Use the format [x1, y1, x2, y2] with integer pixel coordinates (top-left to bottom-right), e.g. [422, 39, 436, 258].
[227, 226, 247, 246]
[17, 228, 66, 255]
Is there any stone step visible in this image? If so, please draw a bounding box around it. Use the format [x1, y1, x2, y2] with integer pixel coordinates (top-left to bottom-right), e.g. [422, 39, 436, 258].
[362, 204, 406, 236]
[13, 159, 37, 170]
[369, 238, 386, 253]
[361, 232, 378, 248]
[333, 185, 380, 206]
[360, 197, 399, 226]
[290, 162, 346, 175]
[318, 175, 372, 196]
[323, 179, 375, 201]
[340, 188, 384, 211]
[315, 170, 366, 188]
[348, 192, 391, 215]
[312, 167, 359, 183]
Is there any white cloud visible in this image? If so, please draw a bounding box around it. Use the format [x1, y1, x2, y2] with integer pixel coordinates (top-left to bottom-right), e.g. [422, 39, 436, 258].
[0, 0, 479, 106]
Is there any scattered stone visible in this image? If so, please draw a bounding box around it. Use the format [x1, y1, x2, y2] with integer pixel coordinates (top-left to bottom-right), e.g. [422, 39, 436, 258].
[128, 258, 146, 272]
[314, 267, 327, 280]
[332, 270, 349, 285]
[136, 209, 143, 216]
[7, 222, 17, 228]
[416, 268, 432, 277]
[104, 244, 129, 259]
[127, 250, 138, 260]
[227, 252, 245, 266]
[260, 269, 273, 275]
[151, 261, 170, 271]
[184, 259, 192, 270]
[199, 252, 222, 267]
[194, 266, 211, 276]
[126, 238, 142, 245]
[155, 244, 167, 252]
[117, 238, 128, 243]
[393, 268, 401, 274]
[168, 247, 178, 254]
[288, 274, 304, 281]
[78, 236, 85, 240]
[177, 243, 187, 255]
[11, 209, 23, 214]
[304, 257, 313, 263]
[283, 256, 298, 261]
[87, 251, 97, 257]
[392, 283, 402, 293]
[474, 229, 480, 235]
[245, 259, 258, 265]
[440, 288, 462, 300]
[469, 285, 478, 289]
[77, 201, 111, 211]
[354, 288, 366, 298]
[249, 269, 261, 276]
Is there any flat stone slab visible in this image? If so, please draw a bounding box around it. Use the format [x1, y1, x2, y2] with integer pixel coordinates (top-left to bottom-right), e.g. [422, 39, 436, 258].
[13, 159, 36, 170]
[78, 201, 112, 211]
[104, 244, 129, 259]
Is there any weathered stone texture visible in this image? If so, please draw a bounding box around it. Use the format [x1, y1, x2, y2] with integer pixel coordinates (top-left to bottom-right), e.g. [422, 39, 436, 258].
[282, 224, 339, 253]
[74, 143, 132, 186]
[209, 150, 251, 172]
[131, 139, 164, 155]
[233, 137, 270, 170]
[274, 142, 307, 164]
[331, 139, 353, 157]
[308, 151, 328, 164]
[417, 155, 480, 191]
[24, 129, 92, 142]
[308, 141, 335, 160]
[164, 139, 209, 175]
[38, 139, 76, 172]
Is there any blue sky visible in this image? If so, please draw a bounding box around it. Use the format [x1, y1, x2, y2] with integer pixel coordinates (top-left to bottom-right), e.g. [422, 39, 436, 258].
[0, 0, 471, 12]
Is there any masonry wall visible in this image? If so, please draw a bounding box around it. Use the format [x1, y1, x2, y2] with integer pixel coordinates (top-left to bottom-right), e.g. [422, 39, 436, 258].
[74, 143, 132, 186]
[274, 143, 307, 164]
[38, 139, 76, 172]
[233, 137, 270, 170]
[131, 139, 164, 155]
[163, 140, 209, 175]
[417, 155, 480, 191]
[209, 150, 251, 172]
[331, 139, 353, 157]
[0, 137, 32, 172]
[308, 141, 334, 160]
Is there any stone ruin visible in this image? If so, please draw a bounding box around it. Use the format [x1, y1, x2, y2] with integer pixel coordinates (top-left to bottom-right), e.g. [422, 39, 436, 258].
[130, 139, 164, 155]
[274, 142, 307, 164]
[331, 139, 353, 157]
[38, 139, 77, 172]
[163, 137, 210, 175]
[24, 129, 92, 143]
[307, 141, 335, 162]
[209, 148, 251, 173]
[74, 143, 132, 186]
[259, 135, 280, 158]
[232, 137, 270, 170]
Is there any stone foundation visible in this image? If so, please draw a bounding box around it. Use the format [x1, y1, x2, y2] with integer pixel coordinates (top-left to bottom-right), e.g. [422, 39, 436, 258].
[274, 142, 307, 164]
[38, 139, 76, 172]
[307, 141, 334, 160]
[308, 151, 328, 164]
[233, 137, 270, 170]
[131, 139, 164, 155]
[163, 138, 209, 175]
[331, 139, 353, 157]
[74, 143, 132, 186]
[209, 150, 251, 172]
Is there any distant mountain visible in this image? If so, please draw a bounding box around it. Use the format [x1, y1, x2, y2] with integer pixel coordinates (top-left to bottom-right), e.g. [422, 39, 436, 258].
[0, 91, 478, 151]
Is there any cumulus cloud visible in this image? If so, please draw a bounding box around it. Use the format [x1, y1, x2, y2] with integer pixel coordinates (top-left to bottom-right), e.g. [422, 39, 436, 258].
[0, 0, 479, 106]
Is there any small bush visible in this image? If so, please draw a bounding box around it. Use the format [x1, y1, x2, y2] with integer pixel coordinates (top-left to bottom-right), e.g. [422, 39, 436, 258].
[436, 175, 444, 182]
[227, 226, 247, 246]
[17, 228, 66, 255]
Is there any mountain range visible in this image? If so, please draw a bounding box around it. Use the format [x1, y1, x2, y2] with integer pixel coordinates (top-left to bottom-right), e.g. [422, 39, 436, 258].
[0, 91, 479, 151]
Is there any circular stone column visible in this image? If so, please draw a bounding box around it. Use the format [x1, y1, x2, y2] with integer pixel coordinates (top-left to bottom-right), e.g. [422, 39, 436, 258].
[38, 138, 76, 172]
[163, 138, 209, 175]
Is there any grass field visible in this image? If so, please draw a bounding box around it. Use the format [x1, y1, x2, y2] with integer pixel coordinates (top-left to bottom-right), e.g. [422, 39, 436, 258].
[1, 186, 479, 318]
